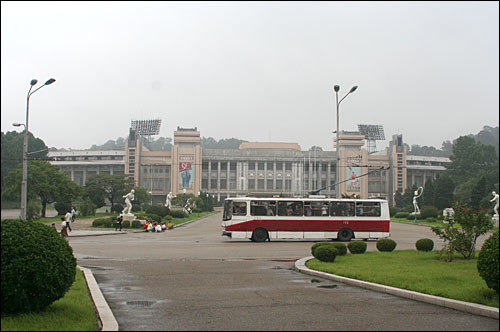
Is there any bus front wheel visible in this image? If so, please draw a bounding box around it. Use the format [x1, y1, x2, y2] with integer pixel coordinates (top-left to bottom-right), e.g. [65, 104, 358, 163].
[338, 228, 353, 242]
[252, 228, 268, 242]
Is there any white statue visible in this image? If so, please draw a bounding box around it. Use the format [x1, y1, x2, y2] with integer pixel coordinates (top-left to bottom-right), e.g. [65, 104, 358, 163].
[183, 198, 192, 214]
[491, 191, 499, 217]
[165, 192, 175, 209]
[122, 189, 135, 215]
[412, 187, 423, 215]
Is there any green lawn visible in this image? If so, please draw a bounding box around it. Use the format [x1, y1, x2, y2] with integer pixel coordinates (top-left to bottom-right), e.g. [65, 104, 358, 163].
[306, 250, 499, 308]
[1, 268, 98, 331]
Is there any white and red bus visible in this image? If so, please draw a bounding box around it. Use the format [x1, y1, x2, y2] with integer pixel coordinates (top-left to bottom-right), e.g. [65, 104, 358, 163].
[222, 196, 390, 242]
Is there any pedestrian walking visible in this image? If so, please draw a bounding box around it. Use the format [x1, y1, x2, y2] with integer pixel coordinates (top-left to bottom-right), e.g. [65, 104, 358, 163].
[60, 217, 69, 240]
[115, 215, 123, 231]
[64, 209, 72, 232]
[71, 207, 76, 222]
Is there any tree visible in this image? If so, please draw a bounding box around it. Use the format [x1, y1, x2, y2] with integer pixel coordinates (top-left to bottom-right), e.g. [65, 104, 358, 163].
[433, 173, 455, 210]
[2, 160, 80, 217]
[431, 202, 494, 261]
[309, 146, 323, 152]
[84, 174, 134, 211]
[1, 130, 48, 192]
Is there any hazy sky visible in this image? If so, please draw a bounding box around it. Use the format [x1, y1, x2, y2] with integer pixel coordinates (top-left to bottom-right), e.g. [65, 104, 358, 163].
[2, 1, 498, 151]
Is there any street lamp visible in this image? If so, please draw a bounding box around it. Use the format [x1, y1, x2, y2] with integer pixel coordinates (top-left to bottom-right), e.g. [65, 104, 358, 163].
[15, 78, 56, 221]
[333, 84, 358, 198]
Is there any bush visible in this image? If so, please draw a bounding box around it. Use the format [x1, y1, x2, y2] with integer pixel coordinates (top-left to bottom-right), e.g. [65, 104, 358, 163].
[389, 207, 398, 217]
[395, 212, 409, 218]
[163, 215, 173, 222]
[78, 198, 96, 217]
[1, 219, 76, 313]
[311, 241, 331, 257]
[331, 242, 347, 256]
[315, 246, 338, 262]
[145, 213, 161, 222]
[122, 220, 130, 228]
[169, 210, 187, 218]
[416, 238, 434, 252]
[420, 206, 438, 219]
[145, 205, 170, 218]
[92, 217, 114, 228]
[477, 231, 499, 292]
[131, 220, 142, 229]
[27, 200, 42, 220]
[376, 238, 397, 252]
[347, 241, 367, 254]
[425, 217, 439, 223]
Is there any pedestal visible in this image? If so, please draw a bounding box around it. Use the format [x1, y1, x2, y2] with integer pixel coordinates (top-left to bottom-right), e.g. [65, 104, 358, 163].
[492, 215, 499, 228]
[120, 213, 136, 222]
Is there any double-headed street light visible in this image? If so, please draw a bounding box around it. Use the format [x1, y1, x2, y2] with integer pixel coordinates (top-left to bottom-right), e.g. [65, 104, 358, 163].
[14, 78, 56, 221]
[333, 84, 358, 198]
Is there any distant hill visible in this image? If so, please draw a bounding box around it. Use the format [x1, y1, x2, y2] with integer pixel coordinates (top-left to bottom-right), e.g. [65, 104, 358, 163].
[407, 125, 498, 157]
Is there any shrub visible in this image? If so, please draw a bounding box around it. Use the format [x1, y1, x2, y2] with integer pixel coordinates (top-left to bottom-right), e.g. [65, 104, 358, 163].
[1, 219, 76, 313]
[92, 217, 113, 228]
[311, 241, 331, 257]
[131, 220, 142, 229]
[477, 231, 499, 292]
[347, 241, 367, 254]
[78, 198, 96, 217]
[145, 213, 161, 222]
[395, 212, 409, 218]
[331, 242, 347, 256]
[145, 205, 170, 218]
[163, 215, 173, 222]
[122, 220, 130, 228]
[389, 207, 398, 217]
[420, 206, 438, 219]
[169, 210, 187, 218]
[415, 238, 434, 252]
[376, 238, 397, 252]
[27, 200, 42, 220]
[425, 217, 439, 223]
[315, 246, 338, 262]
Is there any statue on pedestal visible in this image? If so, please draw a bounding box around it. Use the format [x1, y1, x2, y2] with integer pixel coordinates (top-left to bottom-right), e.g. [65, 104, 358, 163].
[412, 187, 423, 215]
[122, 189, 135, 215]
[491, 191, 499, 217]
[165, 192, 175, 209]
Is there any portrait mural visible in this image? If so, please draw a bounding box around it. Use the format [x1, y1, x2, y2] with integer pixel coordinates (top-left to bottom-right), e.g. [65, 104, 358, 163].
[179, 162, 194, 189]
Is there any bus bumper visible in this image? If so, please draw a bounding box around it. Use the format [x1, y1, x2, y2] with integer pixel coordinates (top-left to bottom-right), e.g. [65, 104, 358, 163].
[222, 231, 232, 238]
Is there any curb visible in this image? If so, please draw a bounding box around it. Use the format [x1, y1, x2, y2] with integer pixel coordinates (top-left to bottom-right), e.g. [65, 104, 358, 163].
[80, 266, 119, 331]
[295, 256, 499, 320]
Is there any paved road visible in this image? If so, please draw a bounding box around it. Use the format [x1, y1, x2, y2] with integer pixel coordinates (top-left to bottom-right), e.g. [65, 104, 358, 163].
[65, 212, 498, 331]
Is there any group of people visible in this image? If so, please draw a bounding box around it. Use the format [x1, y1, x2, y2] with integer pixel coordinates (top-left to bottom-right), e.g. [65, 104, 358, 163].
[143, 221, 173, 232]
[55, 207, 77, 240]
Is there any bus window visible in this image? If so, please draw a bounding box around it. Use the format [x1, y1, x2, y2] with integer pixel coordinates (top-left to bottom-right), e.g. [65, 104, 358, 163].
[223, 200, 232, 221]
[278, 201, 303, 216]
[233, 202, 247, 216]
[356, 201, 381, 217]
[305, 201, 328, 216]
[251, 200, 276, 216]
[330, 202, 355, 217]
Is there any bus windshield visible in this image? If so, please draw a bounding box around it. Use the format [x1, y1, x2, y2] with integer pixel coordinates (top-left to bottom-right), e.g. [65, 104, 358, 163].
[223, 200, 232, 221]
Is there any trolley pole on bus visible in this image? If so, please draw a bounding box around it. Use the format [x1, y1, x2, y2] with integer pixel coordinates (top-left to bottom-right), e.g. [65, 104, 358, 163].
[333, 85, 358, 198]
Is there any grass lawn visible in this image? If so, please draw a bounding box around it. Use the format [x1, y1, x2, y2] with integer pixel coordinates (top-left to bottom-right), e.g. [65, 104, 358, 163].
[306, 250, 499, 308]
[1, 268, 98, 331]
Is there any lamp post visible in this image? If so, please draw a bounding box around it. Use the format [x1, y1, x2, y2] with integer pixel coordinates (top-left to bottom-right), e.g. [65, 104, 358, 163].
[15, 78, 56, 221]
[333, 85, 357, 198]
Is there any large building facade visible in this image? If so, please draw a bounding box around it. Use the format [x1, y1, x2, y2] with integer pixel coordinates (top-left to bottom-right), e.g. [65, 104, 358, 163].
[49, 126, 450, 206]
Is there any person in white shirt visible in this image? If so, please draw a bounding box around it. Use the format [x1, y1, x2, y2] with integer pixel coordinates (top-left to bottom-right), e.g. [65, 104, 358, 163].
[155, 224, 162, 233]
[64, 210, 72, 232]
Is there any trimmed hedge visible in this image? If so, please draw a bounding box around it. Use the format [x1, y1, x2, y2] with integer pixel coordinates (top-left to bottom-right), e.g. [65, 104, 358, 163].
[331, 242, 347, 256]
[315, 246, 338, 262]
[1, 219, 77, 313]
[416, 238, 434, 252]
[376, 238, 397, 252]
[347, 241, 367, 254]
[477, 231, 499, 292]
[311, 241, 331, 257]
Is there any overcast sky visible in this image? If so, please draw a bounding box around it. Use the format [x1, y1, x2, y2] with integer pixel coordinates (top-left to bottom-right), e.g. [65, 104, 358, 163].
[1, 1, 498, 151]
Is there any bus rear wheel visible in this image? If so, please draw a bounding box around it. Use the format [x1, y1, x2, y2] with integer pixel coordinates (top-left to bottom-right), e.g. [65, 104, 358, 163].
[338, 228, 353, 242]
[252, 228, 268, 242]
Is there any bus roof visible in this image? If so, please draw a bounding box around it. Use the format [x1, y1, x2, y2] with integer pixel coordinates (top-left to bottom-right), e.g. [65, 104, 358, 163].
[226, 196, 387, 202]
